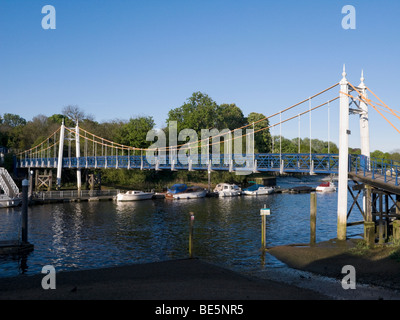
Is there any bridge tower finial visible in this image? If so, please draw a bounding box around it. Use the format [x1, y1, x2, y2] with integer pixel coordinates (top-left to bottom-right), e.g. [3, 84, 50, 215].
[359, 69, 365, 88]
[341, 64, 347, 83]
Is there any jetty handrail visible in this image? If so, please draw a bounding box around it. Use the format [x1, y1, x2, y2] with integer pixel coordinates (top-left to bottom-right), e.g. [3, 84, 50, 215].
[350, 154, 399, 186]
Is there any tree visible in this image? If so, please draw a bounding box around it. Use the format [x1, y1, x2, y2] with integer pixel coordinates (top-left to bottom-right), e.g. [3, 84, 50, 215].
[2, 113, 26, 127]
[216, 103, 246, 130]
[0, 113, 27, 149]
[167, 92, 219, 133]
[62, 105, 94, 124]
[246, 112, 272, 153]
[48, 113, 74, 127]
[116, 116, 155, 149]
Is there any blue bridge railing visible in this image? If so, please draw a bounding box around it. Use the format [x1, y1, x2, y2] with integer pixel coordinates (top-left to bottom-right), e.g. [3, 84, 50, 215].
[17, 153, 340, 174]
[349, 154, 400, 187]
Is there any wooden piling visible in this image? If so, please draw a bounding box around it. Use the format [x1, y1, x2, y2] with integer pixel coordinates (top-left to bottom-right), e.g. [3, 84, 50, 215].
[261, 214, 266, 250]
[189, 212, 194, 259]
[21, 179, 29, 244]
[364, 185, 375, 247]
[260, 204, 270, 251]
[394, 195, 400, 243]
[310, 192, 317, 245]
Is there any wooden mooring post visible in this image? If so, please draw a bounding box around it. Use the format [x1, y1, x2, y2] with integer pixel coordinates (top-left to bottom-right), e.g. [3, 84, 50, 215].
[0, 179, 34, 255]
[310, 192, 317, 245]
[260, 204, 270, 251]
[393, 195, 400, 243]
[363, 185, 375, 247]
[21, 179, 29, 243]
[189, 212, 194, 259]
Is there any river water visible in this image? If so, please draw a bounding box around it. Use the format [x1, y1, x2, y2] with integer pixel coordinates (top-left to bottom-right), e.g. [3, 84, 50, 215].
[0, 175, 365, 278]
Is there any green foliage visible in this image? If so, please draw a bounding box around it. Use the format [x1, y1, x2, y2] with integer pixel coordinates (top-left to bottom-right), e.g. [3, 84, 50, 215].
[348, 239, 370, 256]
[2, 113, 26, 127]
[167, 92, 220, 133]
[115, 116, 155, 149]
[247, 112, 272, 153]
[216, 103, 246, 130]
[48, 114, 75, 127]
[272, 137, 339, 154]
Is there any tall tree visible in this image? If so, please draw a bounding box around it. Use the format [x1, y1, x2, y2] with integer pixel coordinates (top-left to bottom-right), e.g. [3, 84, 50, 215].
[115, 116, 155, 149]
[62, 105, 94, 124]
[2, 113, 26, 127]
[216, 103, 246, 130]
[167, 92, 219, 133]
[246, 112, 272, 153]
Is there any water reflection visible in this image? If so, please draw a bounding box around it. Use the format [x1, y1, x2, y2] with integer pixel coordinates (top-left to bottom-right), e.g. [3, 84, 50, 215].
[0, 176, 370, 278]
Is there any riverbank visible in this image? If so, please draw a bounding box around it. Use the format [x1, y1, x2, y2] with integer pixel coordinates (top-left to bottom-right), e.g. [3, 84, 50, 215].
[0, 258, 329, 300]
[1, 241, 400, 300]
[267, 238, 400, 291]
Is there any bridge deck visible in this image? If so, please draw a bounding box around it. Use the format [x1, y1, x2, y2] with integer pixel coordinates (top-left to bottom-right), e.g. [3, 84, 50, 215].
[17, 154, 400, 194]
[17, 153, 340, 174]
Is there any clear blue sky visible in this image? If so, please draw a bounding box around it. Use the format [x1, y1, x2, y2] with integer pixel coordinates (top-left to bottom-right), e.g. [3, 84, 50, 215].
[1, 0, 399, 152]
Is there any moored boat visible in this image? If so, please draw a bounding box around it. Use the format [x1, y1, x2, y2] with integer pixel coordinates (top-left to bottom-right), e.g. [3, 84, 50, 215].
[116, 190, 154, 201]
[243, 184, 274, 196]
[213, 183, 241, 197]
[166, 184, 187, 198]
[167, 185, 206, 199]
[316, 181, 337, 193]
[0, 195, 21, 208]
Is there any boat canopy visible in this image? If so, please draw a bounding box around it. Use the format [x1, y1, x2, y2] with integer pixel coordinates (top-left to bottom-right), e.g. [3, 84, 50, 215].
[167, 184, 188, 194]
[243, 184, 264, 191]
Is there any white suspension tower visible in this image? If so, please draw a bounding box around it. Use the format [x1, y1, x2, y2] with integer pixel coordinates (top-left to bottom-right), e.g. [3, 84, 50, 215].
[56, 120, 65, 188]
[76, 121, 82, 194]
[337, 65, 350, 241]
[358, 70, 370, 159]
[337, 67, 371, 241]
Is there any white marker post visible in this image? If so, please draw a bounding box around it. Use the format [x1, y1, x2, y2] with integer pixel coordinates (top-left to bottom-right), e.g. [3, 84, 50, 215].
[260, 205, 270, 250]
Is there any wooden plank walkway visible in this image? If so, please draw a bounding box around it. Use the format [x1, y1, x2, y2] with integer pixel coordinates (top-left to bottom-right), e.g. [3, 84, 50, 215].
[348, 171, 400, 195]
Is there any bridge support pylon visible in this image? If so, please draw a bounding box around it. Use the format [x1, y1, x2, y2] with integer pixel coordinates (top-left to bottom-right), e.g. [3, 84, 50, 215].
[56, 120, 65, 189]
[337, 65, 350, 241]
[76, 123, 82, 194]
[358, 71, 370, 160]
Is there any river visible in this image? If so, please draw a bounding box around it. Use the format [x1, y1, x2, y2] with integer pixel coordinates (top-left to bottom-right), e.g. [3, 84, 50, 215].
[0, 175, 365, 278]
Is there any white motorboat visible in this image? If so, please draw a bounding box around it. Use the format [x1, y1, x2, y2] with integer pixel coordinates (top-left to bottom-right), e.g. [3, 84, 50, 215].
[243, 184, 274, 196]
[316, 181, 337, 193]
[214, 183, 241, 197]
[116, 190, 154, 201]
[167, 186, 207, 200]
[0, 195, 21, 208]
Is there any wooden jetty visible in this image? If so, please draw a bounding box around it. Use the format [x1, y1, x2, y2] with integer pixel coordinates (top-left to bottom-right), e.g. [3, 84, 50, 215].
[274, 186, 315, 194]
[288, 186, 316, 194]
[31, 189, 119, 204]
[0, 240, 34, 255]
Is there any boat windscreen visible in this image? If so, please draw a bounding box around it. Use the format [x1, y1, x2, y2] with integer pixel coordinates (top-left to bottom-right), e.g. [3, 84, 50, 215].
[244, 184, 264, 191]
